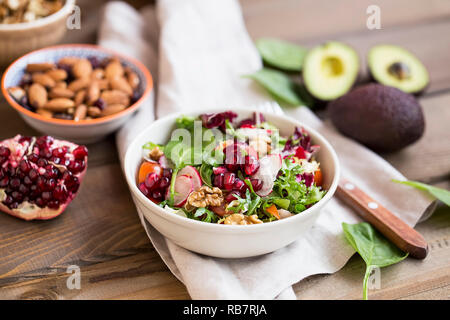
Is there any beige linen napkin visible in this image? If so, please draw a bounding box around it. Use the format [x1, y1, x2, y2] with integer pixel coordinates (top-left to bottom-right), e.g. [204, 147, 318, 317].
[99, 0, 436, 299]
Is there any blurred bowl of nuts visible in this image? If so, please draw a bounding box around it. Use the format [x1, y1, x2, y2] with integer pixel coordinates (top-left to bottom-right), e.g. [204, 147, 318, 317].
[1, 44, 153, 143]
[0, 0, 76, 66]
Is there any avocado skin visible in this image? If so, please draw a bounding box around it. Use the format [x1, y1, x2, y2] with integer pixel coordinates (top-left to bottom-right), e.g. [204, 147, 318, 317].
[328, 83, 425, 153]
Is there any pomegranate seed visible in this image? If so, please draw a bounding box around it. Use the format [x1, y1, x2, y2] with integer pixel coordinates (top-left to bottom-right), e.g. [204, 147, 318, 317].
[144, 172, 160, 190]
[47, 200, 60, 209]
[36, 176, 46, 191]
[37, 158, 48, 167]
[138, 183, 149, 196]
[162, 169, 173, 178]
[3, 195, 13, 205]
[19, 160, 31, 174]
[224, 172, 236, 190]
[0, 157, 5, 165]
[9, 178, 21, 190]
[39, 148, 52, 159]
[233, 178, 245, 192]
[73, 146, 88, 160]
[45, 179, 56, 191]
[159, 177, 170, 189]
[28, 169, 39, 181]
[0, 146, 11, 158]
[250, 178, 263, 192]
[243, 156, 260, 176]
[19, 184, 29, 195]
[30, 185, 39, 198]
[23, 176, 32, 185]
[11, 191, 23, 201]
[50, 156, 61, 164]
[53, 185, 68, 201]
[0, 176, 9, 188]
[28, 153, 39, 163]
[295, 146, 307, 159]
[42, 191, 52, 201]
[225, 191, 239, 203]
[52, 147, 66, 158]
[66, 176, 79, 193]
[35, 197, 46, 208]
[44, 165, 58, 179]
[68, 161, 81, 173]
[213, 173, 225, 189]
[152, 190, 163, 200]
[213, 166, 228, 175]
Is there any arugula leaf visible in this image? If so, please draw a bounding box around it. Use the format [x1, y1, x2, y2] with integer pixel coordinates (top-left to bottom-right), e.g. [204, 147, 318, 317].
[199, 164, 213, 187]
[393, 180, 450, 207]
[244, 68, 311, 107]
[193, 207, 219, 223]
[143, 141, 164, 152]
[256, 38, 308, 71]
[342, 222, 408, 300]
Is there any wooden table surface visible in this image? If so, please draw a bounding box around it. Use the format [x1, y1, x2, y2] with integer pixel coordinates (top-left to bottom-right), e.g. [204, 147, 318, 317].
[0, 0, 449, 300]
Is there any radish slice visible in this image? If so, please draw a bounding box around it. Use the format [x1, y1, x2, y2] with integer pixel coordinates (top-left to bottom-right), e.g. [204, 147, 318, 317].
[178, 165, 202, 190]
[252, 153, 282, 196]
[167, 174, 193, 207]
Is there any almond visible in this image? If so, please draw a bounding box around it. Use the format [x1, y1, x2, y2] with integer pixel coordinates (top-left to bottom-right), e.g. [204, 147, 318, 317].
[26, 62, 55, 73]
[55, 81, 67, 89]
[58, 56, 79, 66]
[110, 76, 133, 95]
[74, 90, 86, 105]
[91, 68, 105, 80]
[105, 60, 124, 80]
[86, 80, 100, 104]
[8, 87, 26, 101]
[46, 69, 68, 82]
[68, 77, 90, 92]
[101, 90, 130, 106]
[32, 73, 56, 88]
[49, 87, 75, 99]
[72, 59, 92, 79]
[87, 106, 102, 118]
[125, 68, 140, 90]
[102, 104, 126, 116]
[28, 83, 47, 109]
[44, 98, 75, 112]
[98, 79, 110, 90]
[36, 108, 53, 119]
[74, 104, 87, 121]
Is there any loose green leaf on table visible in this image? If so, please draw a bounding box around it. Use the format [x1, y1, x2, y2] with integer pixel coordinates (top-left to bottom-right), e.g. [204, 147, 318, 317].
[342, 222, 408, 300]
[393, 180, 450, 207]
[256, 38, 308, 71]
[244, 68, 311, 106]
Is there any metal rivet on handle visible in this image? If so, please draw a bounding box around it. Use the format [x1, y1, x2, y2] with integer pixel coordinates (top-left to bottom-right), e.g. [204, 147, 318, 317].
[368, 202, 378, 209]
[344, 183, 355, 190]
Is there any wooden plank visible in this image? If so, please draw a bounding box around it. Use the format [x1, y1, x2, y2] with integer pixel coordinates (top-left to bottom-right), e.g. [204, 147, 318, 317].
[0, 163, 150, 283]
[293, 204, 450, 300]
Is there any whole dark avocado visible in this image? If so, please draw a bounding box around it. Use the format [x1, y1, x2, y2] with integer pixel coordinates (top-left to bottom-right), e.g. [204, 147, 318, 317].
[328, 83, 425, 152]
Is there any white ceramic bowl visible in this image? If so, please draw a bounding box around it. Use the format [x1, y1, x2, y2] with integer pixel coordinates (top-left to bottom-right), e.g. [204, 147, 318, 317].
[1, 44, 153, 144]
[0, 0, 76, 66]
[124, 109, 340, 258]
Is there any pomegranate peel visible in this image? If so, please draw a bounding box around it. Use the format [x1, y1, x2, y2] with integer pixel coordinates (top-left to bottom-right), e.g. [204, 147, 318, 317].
[0, 135, 87, 221]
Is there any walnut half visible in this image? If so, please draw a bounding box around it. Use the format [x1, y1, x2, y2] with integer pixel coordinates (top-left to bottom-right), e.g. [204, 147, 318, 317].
[185, 186, 223, 211]
[223, 214, 263, 225]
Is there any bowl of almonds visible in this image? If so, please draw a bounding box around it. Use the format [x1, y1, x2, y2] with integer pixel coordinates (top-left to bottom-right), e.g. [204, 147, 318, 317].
[1, 44, 153, 143]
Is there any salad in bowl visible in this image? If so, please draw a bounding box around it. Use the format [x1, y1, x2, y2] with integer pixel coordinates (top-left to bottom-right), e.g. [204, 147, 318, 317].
[136, 110, 325, 225]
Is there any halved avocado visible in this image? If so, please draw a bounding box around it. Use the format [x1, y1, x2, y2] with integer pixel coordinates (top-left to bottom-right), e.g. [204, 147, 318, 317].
[368, 44, 429, 94]
[303, 42, 359, 101]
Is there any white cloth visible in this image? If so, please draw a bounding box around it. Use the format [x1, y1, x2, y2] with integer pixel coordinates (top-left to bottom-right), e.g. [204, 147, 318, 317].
[98, 0, 435, 300]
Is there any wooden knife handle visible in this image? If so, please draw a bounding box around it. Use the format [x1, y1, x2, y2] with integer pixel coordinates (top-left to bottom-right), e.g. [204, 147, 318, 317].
[336, 178, 428, 259]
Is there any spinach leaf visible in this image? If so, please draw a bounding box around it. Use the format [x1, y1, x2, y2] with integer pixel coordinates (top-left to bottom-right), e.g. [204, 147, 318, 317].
[256, 38, 307, 71]
[342, 222, 408, 300]
[199, 164, 213, 187]
[244, 68, 311, 107]
[393, 180, 450, 207]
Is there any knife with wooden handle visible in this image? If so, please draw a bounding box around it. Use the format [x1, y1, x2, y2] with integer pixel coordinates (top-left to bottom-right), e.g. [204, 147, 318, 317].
[336, 178, 429, 259]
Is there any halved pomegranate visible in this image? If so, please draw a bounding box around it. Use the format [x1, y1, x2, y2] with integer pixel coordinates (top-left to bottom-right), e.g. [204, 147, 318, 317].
[0, 135, 87, 221]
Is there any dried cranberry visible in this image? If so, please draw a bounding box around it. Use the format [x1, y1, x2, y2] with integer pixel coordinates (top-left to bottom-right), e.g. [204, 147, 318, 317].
[94, 98, 106, 110]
